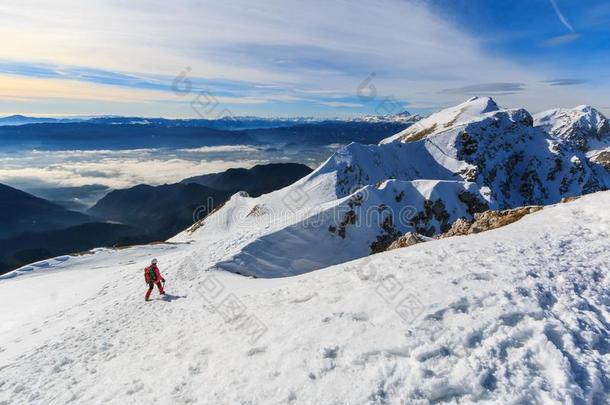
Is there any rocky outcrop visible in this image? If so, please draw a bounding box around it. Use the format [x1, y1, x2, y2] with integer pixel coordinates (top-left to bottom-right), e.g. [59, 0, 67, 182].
[386, 232, 428, 251]
[369, 215, 402, 253]
[379, 205, 543, 253]
[442, 218, 471, 237]
[442, 206, 543, 237]
[591, 151, 610, 171]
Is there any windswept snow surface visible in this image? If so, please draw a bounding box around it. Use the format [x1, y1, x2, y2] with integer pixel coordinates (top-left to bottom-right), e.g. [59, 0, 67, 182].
[1, 191, 610, 404]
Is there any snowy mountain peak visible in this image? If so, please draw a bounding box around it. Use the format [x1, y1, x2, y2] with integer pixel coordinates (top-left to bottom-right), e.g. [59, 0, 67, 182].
[534, 105, 610, 152]
[455, 96, 499, 113]
[465, 95, 499, 109]
[575, 104, 595, 113]
[380, 97, 509, 144]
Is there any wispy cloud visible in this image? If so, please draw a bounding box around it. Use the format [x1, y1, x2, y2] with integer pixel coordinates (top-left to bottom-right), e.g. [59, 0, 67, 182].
[549, 0, 576, 32]
[544, 78, 588, 86]
[544, 0, 581, 46]
[544, 33, 581, 46]
[440, 83, 526, 96]
[317, 101, 363, 108]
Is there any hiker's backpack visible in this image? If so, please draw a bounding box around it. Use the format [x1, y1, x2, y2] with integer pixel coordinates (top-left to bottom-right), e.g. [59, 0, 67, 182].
[145, 266, 157, 283]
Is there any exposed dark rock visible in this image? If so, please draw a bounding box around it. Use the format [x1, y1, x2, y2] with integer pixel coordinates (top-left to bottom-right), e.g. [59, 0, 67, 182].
[336, 210, 357, 239]
[409, 198, 452, 236]
[370, 215, 401, 254]
[457, 168, 478, 182]
[459, 131, 478, 156]
[458, 191, 489, 216]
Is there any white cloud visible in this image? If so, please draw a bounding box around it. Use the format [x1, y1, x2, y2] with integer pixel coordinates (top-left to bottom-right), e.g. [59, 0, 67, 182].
[0, 149, 267, 189]
[177, 145, 261, 153]
[0, 0, 608, 115]
[317, 101, 363, 108]
[0, 159, 267, 189]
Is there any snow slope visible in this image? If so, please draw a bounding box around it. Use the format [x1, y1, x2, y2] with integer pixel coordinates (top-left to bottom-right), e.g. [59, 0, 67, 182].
[214, 180, 491, 277]
[1, 191, 609, 404]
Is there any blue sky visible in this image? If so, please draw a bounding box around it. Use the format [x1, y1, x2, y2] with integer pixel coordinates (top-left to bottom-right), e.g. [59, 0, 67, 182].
[0, 0, 608, 118]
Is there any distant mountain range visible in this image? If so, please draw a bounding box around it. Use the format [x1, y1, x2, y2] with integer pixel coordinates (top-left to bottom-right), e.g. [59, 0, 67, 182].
[0, 119, 415, 151]
[0, 112, 421, 153]
[0, 115, 84, 126]
[0, 112, 420, 128]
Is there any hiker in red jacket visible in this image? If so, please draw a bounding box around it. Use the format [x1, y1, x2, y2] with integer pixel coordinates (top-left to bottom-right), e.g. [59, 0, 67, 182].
[144, 258, 165, 301]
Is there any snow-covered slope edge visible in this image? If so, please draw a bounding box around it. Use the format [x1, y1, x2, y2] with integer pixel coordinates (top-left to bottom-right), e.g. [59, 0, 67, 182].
[1, 191, 609, 404]
[214, 180, 493, 277]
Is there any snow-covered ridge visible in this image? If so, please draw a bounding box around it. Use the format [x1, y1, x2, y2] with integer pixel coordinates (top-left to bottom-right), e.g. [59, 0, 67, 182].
[172, 97, 610, 278]
[380, 96, 502, 144]
[213, 180, 491, 277]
